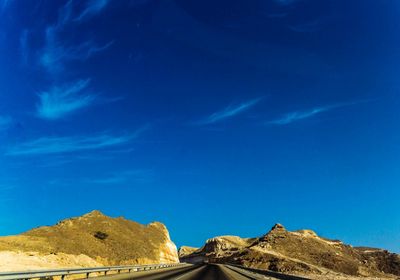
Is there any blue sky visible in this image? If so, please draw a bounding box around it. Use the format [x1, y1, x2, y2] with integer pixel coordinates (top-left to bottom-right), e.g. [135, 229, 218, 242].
[0, 0, 399, 252]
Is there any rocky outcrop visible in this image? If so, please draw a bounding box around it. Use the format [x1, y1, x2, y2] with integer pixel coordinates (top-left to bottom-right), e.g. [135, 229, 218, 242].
[147, 222, 179, 264]
[0, 210, 179, 270]
[204, 236, 254, 254]
[181, 223, 400, 279]
[178, 246, 199, 258]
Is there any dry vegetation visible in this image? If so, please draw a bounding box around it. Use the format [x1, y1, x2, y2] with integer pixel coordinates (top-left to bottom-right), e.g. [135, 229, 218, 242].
[0, 210, 179, 271]
[180, 224, 400, 279]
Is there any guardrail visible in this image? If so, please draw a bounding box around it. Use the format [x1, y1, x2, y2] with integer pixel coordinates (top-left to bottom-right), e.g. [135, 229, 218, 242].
[0, 263, 184, 280]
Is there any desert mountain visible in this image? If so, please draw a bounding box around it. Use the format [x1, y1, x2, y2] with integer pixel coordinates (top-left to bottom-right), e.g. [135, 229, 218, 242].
[180, 224, 400, 279]
[0, 210, 179, 270]
[178, 246, 199, 258]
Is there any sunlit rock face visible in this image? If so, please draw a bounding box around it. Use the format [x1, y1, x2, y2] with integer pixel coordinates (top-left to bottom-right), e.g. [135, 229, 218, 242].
[178, 246, 199, 258]
[181, 223, 400, 279]
[0, 210, 179, 270]
[148, 222, 179, 263]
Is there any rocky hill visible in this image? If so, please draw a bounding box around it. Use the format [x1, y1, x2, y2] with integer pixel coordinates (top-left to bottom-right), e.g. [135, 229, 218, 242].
[0, 210, 179, 270]
[178, 246, 199, 258]
[180, 224, 400, 279]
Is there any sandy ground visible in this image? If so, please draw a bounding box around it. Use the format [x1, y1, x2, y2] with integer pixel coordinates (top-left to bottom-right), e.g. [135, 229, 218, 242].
[0, 251, 102, 272]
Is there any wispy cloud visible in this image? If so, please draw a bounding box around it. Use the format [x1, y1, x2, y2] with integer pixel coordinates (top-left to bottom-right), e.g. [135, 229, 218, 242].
[74, 0, 109, 22]
[268, 107, 329, 125]
[40, 0, 113, 74]
[5, 131, 142, 156]
[0, 116, 12, 131]
[58, 0, 110, 25]
[266, 100, 373, 125]
[41, 26, 113, 74]
[196, 98, 263, 125]
[37, 79, 95, 120]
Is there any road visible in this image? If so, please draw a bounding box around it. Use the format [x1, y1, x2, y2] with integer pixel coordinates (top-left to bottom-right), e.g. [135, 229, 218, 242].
[94, 264, 310, 280]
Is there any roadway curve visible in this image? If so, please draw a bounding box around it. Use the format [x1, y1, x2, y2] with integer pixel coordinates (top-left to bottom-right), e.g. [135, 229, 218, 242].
[96, 264, 310, 280]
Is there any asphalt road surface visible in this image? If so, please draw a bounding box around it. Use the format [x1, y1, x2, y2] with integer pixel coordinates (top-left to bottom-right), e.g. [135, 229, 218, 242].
[94, 264, 310, 280]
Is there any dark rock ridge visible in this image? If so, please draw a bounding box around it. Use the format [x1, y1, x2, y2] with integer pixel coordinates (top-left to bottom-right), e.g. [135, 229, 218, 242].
[180, 224, 400, 278]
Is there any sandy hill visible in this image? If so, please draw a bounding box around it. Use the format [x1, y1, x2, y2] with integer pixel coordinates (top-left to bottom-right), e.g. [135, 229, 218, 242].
[180, 224, 400, 279]
[0, 210, 179, 270]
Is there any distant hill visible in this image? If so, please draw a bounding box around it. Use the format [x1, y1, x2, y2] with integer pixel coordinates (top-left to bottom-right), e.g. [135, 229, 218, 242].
[178, 246, 199, 258]
[180, 223, 400, 279]
[0, 210, 179, 270]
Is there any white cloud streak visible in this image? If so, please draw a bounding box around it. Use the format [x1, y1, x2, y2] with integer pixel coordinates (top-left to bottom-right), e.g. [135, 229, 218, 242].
[41, 26, 113, 74]
[197, 98, 263, 125]
[37, 79, 95, 120]
[6, 132, 142, 156]
[268, 107, 329, 125]
[267, 100, 374, 125]
[59, 0, 110, 25]
[40, 0, 112, 74]
[74, 0, 109, 22]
